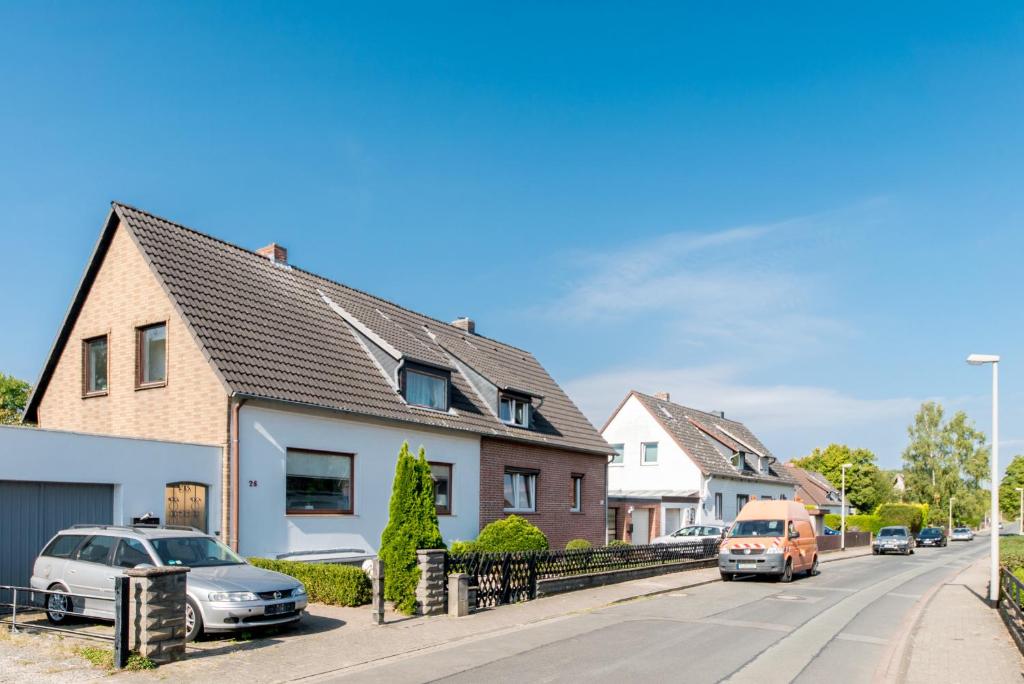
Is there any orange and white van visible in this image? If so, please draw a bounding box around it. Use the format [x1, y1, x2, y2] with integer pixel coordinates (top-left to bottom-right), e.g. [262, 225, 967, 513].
[718, 499, 818, 582]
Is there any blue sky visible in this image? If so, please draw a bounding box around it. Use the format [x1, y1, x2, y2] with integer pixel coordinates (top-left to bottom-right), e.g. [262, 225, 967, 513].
[2, 3, 1022, 469]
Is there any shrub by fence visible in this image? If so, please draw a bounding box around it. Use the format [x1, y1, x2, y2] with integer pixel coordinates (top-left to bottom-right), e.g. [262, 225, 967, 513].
[249, 558, 371, 606]
[876, 504, 925, 533]
[825, 513, 883, 535]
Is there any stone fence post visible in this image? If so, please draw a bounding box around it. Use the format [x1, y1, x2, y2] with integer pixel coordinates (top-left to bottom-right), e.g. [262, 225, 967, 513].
[448, 573, 470, 617]
[125, 566, 190, 664]
[415, 549, 447, 616]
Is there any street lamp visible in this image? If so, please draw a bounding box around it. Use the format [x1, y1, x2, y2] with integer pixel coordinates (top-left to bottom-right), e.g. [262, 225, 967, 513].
[948, 497, 955, 537]
[1016, 488, 1023, 536]
[967, 352, 1000, 604]
[841, 463, 853, 551]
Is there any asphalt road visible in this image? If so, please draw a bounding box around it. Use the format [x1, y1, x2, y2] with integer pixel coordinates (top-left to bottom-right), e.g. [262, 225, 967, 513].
[334, 538, 993, 684]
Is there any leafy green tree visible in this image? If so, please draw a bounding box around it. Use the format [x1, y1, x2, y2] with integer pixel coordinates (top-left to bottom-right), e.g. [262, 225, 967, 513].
[0, 373, 30, 425]
[1000, 455, 1024, 520]
[790, 443, 884, 512]
[379, 442, 444, 614]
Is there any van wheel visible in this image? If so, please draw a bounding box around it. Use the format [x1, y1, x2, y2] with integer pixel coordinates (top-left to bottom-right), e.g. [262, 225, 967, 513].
[720, 572, 734, 582]
[45, 584, 74, 625]
[780, 559, 793, 583]
[185, 597, 203, 642]
[809, 556, 820, 576]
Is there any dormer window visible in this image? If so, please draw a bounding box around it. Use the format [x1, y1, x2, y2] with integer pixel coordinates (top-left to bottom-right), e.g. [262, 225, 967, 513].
[759, 456, 769, 475]
[403, 366, 449, 410]
[499, 395, 530, 427]
[731, 451, 744, 469]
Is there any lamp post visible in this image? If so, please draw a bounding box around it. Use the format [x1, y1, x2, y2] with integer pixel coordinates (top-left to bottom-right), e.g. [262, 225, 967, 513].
[1017, 488, 1023, 536]
[841, 463, 853, 551]
[967, 353, 1000, 604]
[948, 497, 955, 537]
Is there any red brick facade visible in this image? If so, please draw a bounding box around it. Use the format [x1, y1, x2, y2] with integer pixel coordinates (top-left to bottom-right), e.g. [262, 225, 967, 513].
[479, 437, 607, 549]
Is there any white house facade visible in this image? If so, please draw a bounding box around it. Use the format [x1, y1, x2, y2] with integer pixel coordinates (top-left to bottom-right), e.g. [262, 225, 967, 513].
[602, 391, 796, 544]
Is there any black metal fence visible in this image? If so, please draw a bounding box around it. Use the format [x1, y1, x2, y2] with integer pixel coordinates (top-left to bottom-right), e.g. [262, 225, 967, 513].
[446, 539, 720, 609]
[0, 578, 131, 669]
[999, 567, 1024, 654]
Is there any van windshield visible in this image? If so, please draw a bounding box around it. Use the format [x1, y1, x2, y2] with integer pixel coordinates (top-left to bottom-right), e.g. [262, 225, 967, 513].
[729, 520, 785, 537]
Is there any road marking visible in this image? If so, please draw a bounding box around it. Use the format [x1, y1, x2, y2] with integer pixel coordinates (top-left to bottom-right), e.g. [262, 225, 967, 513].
[701, 617, 794, 633]
[723, 556, 967, 683]
[836, 632, 889, 645]
[886, 592, 922, 600]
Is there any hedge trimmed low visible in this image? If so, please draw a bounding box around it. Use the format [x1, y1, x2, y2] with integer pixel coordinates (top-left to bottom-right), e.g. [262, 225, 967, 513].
[565, 539, 592, 551]
[877, 503, 925, 533]
[475, 515, 549, 552]
[248, 558, 372, 606]
[824, 513, 883, 534]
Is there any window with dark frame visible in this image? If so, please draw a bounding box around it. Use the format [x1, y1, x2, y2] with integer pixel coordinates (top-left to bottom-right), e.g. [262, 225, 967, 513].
[429, 462, 452, 515]
[286, 449, 354, 514]
[136, 322, 167, 387]
[83, 335, 108, 395]
[736, 494, 750, 516]
[606, 507, 618, 540]
[714, 492, 723, 520]
[404, 368, 448, 410]
[503, 469, 537, 512]
[570, 474, 583, 512]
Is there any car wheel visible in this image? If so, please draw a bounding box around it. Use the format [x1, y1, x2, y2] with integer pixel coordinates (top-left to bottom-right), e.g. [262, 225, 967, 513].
[185, 597, 203, 642]
[45, 584, 74, 625]
[872, 548, 879, 555]
[780, 559, 793, 583]
[720, 572, 734, 582]
[809, 556, 820, 576]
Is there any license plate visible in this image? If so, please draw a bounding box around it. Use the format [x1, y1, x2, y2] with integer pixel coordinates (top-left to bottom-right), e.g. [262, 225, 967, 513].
[265, 601, 295, 616]
[737, 562, 757, 570]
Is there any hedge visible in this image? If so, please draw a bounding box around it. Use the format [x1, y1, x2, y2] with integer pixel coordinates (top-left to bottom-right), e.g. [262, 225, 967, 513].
[606, 539, 630, 548]
[449, 540, 480, 555]
[248, 558, 371, 606]
[565, 539, 592, 551]
[876, 503, 925, 533]
[825, 513, 883, 535]
[475, 515, 549, 552]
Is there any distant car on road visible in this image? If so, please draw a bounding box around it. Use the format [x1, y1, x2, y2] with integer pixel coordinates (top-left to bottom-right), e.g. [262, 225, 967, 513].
[915, 527, 947, 547]
[652, 524, 727, 544]
[873, 526, 915, 555]
[950, 527, 974, 541]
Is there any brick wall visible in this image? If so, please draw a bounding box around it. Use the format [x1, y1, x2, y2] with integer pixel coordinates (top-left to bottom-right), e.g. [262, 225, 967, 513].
[479, 437, 606, 549]
[35, 222, 229, 446]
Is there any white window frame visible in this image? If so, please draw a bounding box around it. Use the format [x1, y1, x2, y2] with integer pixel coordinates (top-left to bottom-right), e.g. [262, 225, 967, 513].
[609, 443, 625, 466]
[714, 492, 723, 520]
[732, 451, 745, 470]
[404, 368, 449, 411]
[570, 474, 583, 512]
[499, 395, 530, 427]
[503, 470, 537, 512]
[641, 441, 659, 466]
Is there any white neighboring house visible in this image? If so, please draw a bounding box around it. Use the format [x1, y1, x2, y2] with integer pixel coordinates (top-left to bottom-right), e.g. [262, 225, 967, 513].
[601, 391, 796, 544]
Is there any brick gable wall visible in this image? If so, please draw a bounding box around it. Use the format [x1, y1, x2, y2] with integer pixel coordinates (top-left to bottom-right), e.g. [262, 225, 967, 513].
[479, 437, 606, 549]
[35, 222, 229, 445]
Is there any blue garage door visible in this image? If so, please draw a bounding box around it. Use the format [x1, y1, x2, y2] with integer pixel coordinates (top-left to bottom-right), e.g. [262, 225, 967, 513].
[0, 480, 114, 587]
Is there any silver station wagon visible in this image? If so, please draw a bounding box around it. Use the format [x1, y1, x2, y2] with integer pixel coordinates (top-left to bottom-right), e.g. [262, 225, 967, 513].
[31, 525, 307, 641]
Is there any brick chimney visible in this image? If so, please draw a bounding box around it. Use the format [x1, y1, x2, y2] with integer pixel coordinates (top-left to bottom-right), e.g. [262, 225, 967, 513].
[451, 317, 476, 334]
[654, 392, 670, 401]
[256, 243, 288, 265]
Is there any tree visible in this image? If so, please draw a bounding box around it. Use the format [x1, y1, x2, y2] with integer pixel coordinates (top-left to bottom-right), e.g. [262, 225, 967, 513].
[1000, 455, 1024, 520]
[790, 443, 885, 512]
[0, 373, 30, 425]
[379, 442, 444, 614]
[901, 402, 990, 527]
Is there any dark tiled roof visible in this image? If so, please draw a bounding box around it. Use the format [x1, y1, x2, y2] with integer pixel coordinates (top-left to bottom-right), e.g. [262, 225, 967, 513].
[784, 465, 840, 507]
[30, 202, 609, 455]
[630, 391, 796, 484]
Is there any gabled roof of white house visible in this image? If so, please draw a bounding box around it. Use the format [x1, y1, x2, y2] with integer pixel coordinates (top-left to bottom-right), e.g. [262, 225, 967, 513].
[24, 202, 610, 456]
[607, 391, 796, 485]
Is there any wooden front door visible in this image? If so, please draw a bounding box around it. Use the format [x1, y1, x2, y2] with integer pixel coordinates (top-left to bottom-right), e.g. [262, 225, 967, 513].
[165, 482, 208, 532]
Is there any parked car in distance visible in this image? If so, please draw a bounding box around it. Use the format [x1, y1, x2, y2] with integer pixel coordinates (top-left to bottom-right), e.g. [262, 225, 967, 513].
[873, 526, 915, 555]
[950, 527, 975, 541]
[915, 527, 947, 547]
[822, 525, 840, 536]
[719, 500, 819, 583]
[652, 524, 727, 544]
[31, 525, 308, 641]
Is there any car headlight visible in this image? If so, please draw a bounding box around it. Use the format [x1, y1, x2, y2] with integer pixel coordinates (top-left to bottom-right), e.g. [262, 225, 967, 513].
[208, 591, 259, 602]
[294, 584, 307, 597]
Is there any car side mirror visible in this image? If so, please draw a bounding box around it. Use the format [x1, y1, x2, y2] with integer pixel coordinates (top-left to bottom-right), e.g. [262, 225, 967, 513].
[789, 532, 799, 540]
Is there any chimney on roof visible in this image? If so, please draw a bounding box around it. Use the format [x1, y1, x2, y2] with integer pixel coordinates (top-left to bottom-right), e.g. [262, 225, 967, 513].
[715, 410, 725, 418]
[654, 392, 670, 401]
[452, 317, 476, 334]
[256, 243, 288, 265]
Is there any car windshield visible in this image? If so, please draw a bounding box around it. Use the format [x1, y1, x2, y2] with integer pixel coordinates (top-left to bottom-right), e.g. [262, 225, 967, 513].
[150, 537, 244, 567]
[879, 528, 906, 537]
[672, 527, 699, 536]
[919, 529, 941, 537]
[955, 528, 969, 533]
[729, 520, 785, 537]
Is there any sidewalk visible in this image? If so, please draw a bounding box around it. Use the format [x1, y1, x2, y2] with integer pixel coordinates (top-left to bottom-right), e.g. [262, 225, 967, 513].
[897, 556, 1023, 683]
